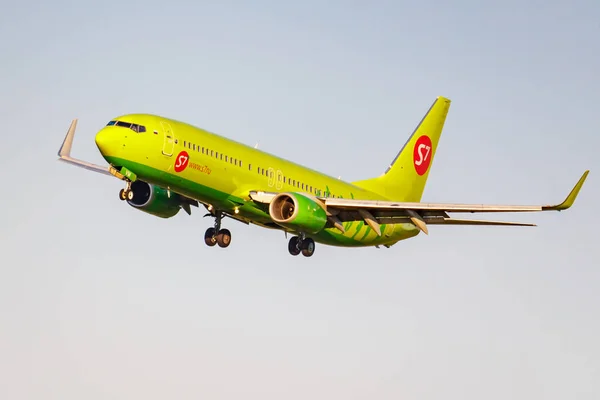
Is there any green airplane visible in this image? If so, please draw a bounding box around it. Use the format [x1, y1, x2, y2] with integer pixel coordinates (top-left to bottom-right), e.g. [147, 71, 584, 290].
[57, 96, 589, 257]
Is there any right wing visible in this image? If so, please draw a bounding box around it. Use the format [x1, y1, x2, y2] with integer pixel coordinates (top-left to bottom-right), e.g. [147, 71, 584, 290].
[57, 119, 125, 179]
[250, 171, 589, 235]
[321, 171, 589, 234]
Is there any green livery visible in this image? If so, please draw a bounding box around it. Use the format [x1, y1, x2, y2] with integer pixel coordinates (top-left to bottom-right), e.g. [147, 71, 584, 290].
[58, 96, 589, 257]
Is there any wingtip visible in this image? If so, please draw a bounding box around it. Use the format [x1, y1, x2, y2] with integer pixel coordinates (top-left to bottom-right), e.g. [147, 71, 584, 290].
[543, 170, 589, 211]
[58, 119, 78, 158]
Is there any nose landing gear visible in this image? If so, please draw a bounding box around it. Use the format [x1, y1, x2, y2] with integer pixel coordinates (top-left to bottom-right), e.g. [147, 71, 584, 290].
[118, 181, 134, 201]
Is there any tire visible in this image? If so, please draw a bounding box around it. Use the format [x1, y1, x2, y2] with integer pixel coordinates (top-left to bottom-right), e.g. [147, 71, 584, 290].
[204, 227, 217, 246]
[301, 238, 315, 257]
[288, 236, 301, 256]
[216, 229, 231, 248]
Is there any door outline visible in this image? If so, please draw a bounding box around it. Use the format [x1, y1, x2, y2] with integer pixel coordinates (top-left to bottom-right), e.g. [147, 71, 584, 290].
[267, 167, 275, 187]
[276, 169, 283, 190]
[161, 121, 175, 156]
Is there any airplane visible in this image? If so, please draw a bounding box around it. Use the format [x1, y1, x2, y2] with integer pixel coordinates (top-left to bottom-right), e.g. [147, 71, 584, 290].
[57, 96, 589, 257]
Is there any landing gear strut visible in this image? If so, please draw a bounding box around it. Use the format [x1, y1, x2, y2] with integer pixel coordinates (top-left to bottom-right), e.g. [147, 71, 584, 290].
[204, 211, 232, 248]
[119, 181, 133, 201]
[288, 234, 315, 257]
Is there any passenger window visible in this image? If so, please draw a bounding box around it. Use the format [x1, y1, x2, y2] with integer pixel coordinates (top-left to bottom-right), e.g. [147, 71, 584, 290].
[216, 152, 219, 158]
[193, 144, 196, 151]
[184, 141, 187, 147]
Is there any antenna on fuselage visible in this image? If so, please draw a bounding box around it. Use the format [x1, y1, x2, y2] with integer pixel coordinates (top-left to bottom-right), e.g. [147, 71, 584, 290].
[254, 142, 259, 149]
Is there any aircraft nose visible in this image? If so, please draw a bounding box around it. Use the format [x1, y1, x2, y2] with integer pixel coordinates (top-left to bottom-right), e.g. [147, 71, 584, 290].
[95, 128, 112, 155]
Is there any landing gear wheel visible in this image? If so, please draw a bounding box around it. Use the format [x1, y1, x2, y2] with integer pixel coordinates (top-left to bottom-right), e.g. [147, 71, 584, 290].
[301, 238, 315, 257]
[119, 181, 133, 201]
[204, 227, 217, 246]
[216, 229, 231, 248]
[288, 236, 301, 256]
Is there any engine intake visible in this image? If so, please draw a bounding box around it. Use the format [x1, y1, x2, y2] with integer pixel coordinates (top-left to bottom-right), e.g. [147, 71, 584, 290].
[269, 193, 328, 234]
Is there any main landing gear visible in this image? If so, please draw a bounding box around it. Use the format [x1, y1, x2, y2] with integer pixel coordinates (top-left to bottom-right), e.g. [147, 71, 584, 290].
[288, 234, 315, 257]
[204, 211, 231, 248]
[118, 181, 134, 201]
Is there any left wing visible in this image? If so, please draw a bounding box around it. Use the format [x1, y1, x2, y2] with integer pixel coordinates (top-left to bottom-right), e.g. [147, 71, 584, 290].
[58, 119, 125, 179]
[250, 170, 589, 235]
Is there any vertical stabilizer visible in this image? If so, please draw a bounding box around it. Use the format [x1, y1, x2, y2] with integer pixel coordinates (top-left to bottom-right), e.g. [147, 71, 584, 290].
[353, 96, 451, 201]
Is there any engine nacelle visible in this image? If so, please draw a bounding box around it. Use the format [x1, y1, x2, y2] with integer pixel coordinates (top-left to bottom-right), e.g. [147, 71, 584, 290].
[127, 181, 182, 218]
[269, 192, 328, 234]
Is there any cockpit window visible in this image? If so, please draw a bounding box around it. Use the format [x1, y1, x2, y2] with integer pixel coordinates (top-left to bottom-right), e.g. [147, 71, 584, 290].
[106, 120, 146, 133]
[115, 121, 132, 128]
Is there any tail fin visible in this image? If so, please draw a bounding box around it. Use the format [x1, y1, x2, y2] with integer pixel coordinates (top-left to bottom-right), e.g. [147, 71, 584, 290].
[353, 96, 451, 201]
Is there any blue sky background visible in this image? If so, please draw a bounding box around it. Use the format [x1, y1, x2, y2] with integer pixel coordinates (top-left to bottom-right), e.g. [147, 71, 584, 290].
[1, 1, 598, 399]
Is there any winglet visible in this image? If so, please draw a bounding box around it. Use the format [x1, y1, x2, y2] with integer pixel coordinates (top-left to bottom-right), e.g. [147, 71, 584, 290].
[56, 119, 115, 177]
[543, 170, 589, 211]
[58, 119, 78, 158]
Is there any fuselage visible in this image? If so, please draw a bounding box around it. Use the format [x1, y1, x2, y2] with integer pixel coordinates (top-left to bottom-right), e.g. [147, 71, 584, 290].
[94, 114, 420, 247]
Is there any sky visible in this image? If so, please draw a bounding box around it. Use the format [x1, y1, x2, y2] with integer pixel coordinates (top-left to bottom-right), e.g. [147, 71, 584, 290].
[0, 1, 598, 399]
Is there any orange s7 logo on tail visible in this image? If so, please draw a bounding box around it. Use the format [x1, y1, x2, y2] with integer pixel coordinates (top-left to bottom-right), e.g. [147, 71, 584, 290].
[413, 135, 432, 175]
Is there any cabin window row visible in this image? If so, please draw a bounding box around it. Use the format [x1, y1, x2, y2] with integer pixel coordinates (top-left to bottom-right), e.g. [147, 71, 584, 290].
[183, 140, 251, 170]
[254, 167, 343, 198]
[180, 140, 339, 198]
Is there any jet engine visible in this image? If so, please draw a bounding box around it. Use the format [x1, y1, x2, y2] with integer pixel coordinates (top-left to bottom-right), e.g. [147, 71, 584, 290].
[127, 181, 182, 218]
[269, 192, 328, 234]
